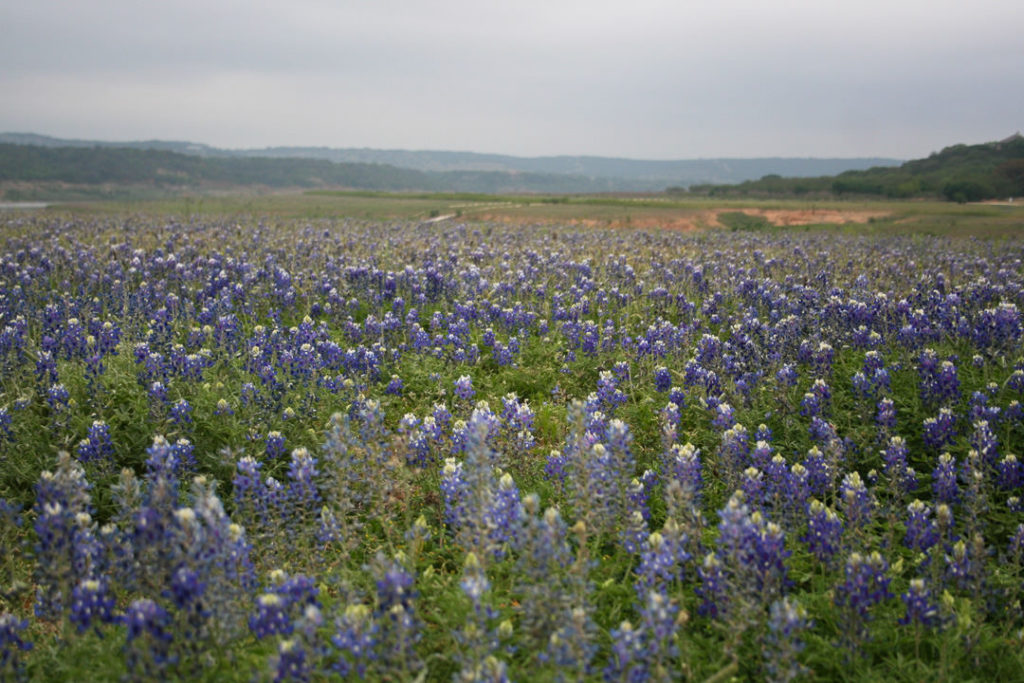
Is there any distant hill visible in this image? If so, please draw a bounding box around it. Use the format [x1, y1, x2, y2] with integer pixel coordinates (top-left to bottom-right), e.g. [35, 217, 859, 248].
[223, 146, 900, 186]
[0, 143, 664, 198]
[0, 133, 900, 190]
[688, 134, 1024, 202]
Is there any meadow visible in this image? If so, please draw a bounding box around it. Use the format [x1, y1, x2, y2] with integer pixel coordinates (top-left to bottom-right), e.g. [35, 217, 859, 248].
[0, 199, 1023, 681]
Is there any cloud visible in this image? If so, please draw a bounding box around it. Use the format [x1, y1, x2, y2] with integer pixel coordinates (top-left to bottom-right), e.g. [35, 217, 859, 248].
[1, 0, 1022, 158]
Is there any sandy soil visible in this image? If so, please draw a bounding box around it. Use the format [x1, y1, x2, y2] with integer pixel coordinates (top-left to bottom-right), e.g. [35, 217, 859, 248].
[471, 208, 890, 231]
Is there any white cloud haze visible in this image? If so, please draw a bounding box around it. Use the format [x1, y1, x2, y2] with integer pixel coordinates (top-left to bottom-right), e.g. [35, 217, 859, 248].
[2, 0, 1022, 158]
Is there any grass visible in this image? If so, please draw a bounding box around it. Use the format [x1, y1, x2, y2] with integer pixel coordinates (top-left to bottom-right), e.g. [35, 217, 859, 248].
[31, 190, 1021, 239]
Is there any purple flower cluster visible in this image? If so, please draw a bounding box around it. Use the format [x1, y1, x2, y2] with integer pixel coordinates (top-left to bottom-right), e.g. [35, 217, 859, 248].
[834, 551, 892, 649]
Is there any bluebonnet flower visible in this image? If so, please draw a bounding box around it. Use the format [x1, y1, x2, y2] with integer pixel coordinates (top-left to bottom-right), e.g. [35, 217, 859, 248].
[933, 503, 956, 549]
[273, 572, 321, 612]
[583, 419, 636, 537]
[454, 552, 509, 683]
[661, 442, 703, 506]
[654, 366, 672, 392]
[169, 398, 192, 426]
[711, 401, 737, 430]
[250, 592, 292, 639]
[812, 341, 834, 376]
[922, 408, 957, 451]
[148, 381, 169, 413]
[612, 360, 630, 382]
[432, 402, 453, 430]
[803, 379, 832, 416]
[945, 539, 984, 592]
[741, 467, 766, 510]
[213, 398, 233, 416]
[970, 420, 999, 466]
[169, 565, 205, 614]
[368, 553, 420, 675]
[833, 551, 892, 651]
[839, 471, 874, 533]
[997, 454, 1023, 491]
[635, 589, 680, 680]
[171, 438, 196, 475]
[603, 620, 647, 682]
[904, 500, 939, 553]
[801, 446, 831, 498]
[852, 372, 873, 400]
[542, 603, 598, 677]
[36, 351, 59, 387]
[75, 420, 114, 463]
[441, 415, 522, 560]
[265, 431, 286, 459]
[1005, 400, 1022, 424]
[331, 604, 379, 678]
[934, 360, 961, 404]
[717, 423, 749, 489]
[595, 370, 627, 414]
[33, 453, 94, 619]
[0, 612, 33, 676]
[780, 463, 811, 527]
[762, 597, 810, 683]
[931, 453, 959, 504]
[808, 416, 839, 447]
[1008, 523, 1024, 561]
[661, 387, 684, 413]
[46, 382, 70, 413]
[1008, 368, 1024, 395]
[384, 374, 404, 396]
[635, 519, 692, 598]
[802, 500, 843, 567]
[454, 375, 476, 402]
[512, 496, 575, 652]
[876, 398, 897, 433]
[798, 389, 823, 417]
[498, 393, 536, 452]
[776, 363, 798, 387]
[271, 637, 312, 682]
[699, 492, 791, 626]
[69, 578, 117, 635]
[618, 502, 649, 556]
[233, 456, 267, 528]
[696, 552, 728, 619]
[899, 578, 939, 628]
[760, 455, 803, 527]
[863, 351, 885, 375]
[750, 439, 774, 471]
[249, 570, 319, 641]
[881, 436, 918, 497]
[287, 447, 321, 512]
[124, 598, 174, 678]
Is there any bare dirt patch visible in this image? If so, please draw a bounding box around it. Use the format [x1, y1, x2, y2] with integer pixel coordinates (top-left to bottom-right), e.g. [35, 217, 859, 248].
[463, 207, 891, 231]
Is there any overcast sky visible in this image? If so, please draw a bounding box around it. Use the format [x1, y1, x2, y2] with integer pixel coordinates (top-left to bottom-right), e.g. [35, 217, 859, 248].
[2, 0, 1022, 159]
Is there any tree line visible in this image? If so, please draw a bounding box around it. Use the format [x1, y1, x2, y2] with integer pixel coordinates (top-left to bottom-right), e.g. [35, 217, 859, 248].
[680, 136, 1024, 202]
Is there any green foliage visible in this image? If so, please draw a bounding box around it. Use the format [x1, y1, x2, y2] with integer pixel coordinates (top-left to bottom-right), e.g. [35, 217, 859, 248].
[689, 135, 1024, 202]
[716, 211, 773, 231]
[942, 178, 996, 204]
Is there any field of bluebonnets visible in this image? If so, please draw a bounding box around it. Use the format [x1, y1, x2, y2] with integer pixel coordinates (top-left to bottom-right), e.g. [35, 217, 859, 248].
[0, 210, 1023, 681]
